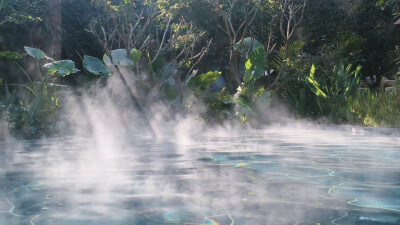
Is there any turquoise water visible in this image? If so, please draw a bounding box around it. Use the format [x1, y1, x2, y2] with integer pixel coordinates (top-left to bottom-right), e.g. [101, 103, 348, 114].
[0, 127, 400, 224]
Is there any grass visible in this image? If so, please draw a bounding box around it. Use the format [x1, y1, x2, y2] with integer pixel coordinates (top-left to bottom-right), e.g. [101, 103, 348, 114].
[348, 85, 400, 128]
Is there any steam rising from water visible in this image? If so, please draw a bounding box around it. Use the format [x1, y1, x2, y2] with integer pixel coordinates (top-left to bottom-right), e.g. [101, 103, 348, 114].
[1, 124, 400, 224]
[1, 73, 400, 224]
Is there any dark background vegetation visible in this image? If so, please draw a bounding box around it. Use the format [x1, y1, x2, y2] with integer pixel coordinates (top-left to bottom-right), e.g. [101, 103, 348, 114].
[1, 0, 400, 138]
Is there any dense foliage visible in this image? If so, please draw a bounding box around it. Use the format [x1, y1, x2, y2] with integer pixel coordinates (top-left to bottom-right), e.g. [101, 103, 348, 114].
[1, 0, 400, 138]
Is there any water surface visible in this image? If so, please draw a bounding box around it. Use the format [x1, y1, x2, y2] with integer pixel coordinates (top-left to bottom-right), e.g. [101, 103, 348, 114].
[1, 126, 400, 224]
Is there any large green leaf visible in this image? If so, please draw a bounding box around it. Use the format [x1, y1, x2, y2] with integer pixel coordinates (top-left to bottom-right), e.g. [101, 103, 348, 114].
[103, 53, 112, 66]
[110, 49, 134, 66]
[306, 64, 327, 98]
[189, 71, 221, 89]
[0, 51, 26, 59]
[83, 55, 111, 76]
[129, 48, 142, 64]
[43, 60, 78, 77]
[244, 47, 266, 83]
[24, 46, 48, 59]
[236, 93, 253, 109]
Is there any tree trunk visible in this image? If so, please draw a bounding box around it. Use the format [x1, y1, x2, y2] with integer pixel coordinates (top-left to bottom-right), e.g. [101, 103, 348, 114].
[229, 50, 242, 88]
[216, 29, 239, 93]
[45, 0, 62, 59]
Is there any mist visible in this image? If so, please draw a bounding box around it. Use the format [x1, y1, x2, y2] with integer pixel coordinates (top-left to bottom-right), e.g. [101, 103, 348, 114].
[1, 75, 400, 224]
[1, 0, 400, 223]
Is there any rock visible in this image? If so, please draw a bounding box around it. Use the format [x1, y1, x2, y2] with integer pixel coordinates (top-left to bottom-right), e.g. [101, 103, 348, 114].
[385, 87, 394, 92]
[382, 79, 396, 87]
[385, 86, 400, 92]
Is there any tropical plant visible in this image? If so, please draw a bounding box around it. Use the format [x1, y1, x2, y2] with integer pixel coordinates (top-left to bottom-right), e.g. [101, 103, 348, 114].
[305, 63, 361, 121]
[205, 0, 262, 91]
[184, 71, 234, 124]
[232, 46, 273, 124]
[0, 0, 45, 26]
[377, 0, 400, 18]
[2, 46, 76, 138]
[269, 41, 307, 84]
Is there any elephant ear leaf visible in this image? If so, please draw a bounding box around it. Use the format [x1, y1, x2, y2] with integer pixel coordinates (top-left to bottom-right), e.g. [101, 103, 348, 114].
[24, 46, 48, 60]
[244, 47, 266, 83]
[43, 60, 78, 77]
[103, 54, 112, 66]
[129, 48, 142, 65]
[83, 55, 111, 76]
[111, 49, 134, 66]
[189, 71, 221, 89]
[0, 51, 26, 59]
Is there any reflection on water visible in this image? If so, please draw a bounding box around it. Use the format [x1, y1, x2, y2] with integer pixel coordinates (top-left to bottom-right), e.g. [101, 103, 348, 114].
[1, 127, 400, 224]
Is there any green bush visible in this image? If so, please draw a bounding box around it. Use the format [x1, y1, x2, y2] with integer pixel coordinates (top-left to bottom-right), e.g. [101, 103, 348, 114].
[287, 62, 361, 123]
[1, 47, 76, 138]
[349, 87, 400, 127]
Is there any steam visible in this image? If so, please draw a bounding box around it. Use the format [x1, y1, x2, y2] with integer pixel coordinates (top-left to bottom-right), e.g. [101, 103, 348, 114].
[61, 69, 221, 143]
[0, 116, 8, 141]
[1, 68, 400, 224]
[1, 118, 400, 224]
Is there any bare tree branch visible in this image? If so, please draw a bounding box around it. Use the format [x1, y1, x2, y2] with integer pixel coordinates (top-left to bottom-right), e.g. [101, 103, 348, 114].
[150, 15, 172, 64]
[272, 0, 307, 87]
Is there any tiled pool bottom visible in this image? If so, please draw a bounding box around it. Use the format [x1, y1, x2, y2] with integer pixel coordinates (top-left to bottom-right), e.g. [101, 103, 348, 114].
[1, 127, 399, 224]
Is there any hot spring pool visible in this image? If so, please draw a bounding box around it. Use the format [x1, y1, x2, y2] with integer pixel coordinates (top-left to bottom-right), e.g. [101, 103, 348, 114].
[1, 126, 400, 224]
